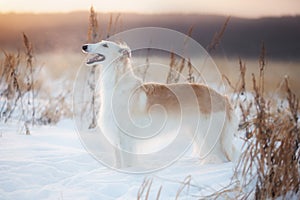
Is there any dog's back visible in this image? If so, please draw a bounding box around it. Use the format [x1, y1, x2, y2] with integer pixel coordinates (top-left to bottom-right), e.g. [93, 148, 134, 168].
[141, 83, 232, 117]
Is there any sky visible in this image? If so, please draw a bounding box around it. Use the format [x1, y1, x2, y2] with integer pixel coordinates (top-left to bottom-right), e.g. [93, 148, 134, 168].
[0, 0, 300, 18]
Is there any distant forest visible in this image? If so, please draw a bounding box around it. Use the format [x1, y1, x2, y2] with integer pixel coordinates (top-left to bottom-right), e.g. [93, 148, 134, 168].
[1, 12, 300, 60]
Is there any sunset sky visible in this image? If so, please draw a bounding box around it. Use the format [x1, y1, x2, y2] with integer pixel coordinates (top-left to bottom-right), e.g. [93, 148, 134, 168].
[0, 0, 300, 18]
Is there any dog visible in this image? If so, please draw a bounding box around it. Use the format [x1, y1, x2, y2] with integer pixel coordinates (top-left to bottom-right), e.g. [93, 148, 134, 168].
[82, 40, 239, 168]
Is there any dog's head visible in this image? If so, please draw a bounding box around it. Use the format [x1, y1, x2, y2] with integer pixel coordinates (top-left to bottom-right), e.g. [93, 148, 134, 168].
[82, 40, 131, 66]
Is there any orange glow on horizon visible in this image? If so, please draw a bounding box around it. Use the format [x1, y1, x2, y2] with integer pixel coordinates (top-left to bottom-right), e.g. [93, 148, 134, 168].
[0, 0, 300, 18]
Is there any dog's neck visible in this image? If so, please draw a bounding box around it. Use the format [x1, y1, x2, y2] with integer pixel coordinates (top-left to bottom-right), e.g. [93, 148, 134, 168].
[99, 56, 142, 108]
[100, 56, 139, 85]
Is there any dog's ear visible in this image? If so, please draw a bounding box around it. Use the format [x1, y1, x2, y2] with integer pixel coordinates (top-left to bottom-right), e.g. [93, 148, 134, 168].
[119, 47, 131, 58]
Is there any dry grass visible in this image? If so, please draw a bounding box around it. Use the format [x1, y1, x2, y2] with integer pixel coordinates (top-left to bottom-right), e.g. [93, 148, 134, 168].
[165, 26, 196, 84]
[207, 16, 231, 54]
[217, 57, 300, 98]
[137, 176, 193, 200]
[166, 51, 177, 83]
[186, 58, 194, 83]
[0, 52, 22, 121]
[214, 43, 300, 199]
[0, 34, 72, 132]
[23, 33, 36, 125]
[87, 6, 99, 43]
[37, 88, 72, 125]
[164, 17, 230, 85]
[0, 47, 41, 126]
[165, 45, 192, 83]
[175, 175, 191, 200]
[137, 178, 155, 200]
[86, 6, 100, 129]
[239, 56, 299, 200]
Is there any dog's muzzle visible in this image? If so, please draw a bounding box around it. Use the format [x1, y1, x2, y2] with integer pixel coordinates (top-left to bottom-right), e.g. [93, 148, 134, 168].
[82, 45, 106, 65]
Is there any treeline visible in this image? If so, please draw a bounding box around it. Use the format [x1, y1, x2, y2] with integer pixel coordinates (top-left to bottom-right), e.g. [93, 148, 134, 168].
[1, 12, 300, 59]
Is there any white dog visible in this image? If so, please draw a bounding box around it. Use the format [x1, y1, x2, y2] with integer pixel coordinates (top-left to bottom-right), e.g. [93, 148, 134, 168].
[82, 40, 239, 168]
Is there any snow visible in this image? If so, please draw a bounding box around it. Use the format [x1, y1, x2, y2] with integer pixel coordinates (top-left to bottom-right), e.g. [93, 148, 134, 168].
[0, 120, 238, 200]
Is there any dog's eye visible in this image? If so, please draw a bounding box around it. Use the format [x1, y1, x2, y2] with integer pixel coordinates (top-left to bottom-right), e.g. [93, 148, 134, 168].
[102, 43, 108, 48]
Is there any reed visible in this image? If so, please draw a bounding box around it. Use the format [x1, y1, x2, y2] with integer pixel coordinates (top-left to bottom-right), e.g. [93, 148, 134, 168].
[0, 34, 72, 132]
[86, 6, 100, 129]
[207, 16, 231, 54]
[215, 43, 300, 199]
[23, 33, 36, 125]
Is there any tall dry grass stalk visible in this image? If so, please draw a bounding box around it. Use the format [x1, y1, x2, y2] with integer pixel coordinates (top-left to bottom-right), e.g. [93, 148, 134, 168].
[207, 16, 231, 54]
[186, 58, 194, 83]
[238, 76, 300, 199]
[37, 88, 72, 125]
[23, 33, 36, 125]
[137, 176, 194, 200]
[175, 175, 191, 200]
[165, 17, 230, 85]
[87, 6, 100, 43]
[166, 52, 176, 83]
[166, 55, 186, 84]
[165, 27, 195, 84]
[106, 13, 121, 39]
[0, 33, 72, 133]
[201, 44, 300, 200]
[86, 6, 100, 129]
[3, 34, 38, 132]
[136, 178, 154, 200]
[218, 43, 300, 199]
[0, 52, 22, 122]
[223, 58, 246, 96]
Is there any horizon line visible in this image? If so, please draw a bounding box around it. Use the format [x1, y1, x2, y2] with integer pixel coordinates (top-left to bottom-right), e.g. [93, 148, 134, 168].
[1, 10, 299, 20]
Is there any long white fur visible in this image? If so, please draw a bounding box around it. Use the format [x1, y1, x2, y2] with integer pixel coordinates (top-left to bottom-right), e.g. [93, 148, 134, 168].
[82, 40, 240, 168]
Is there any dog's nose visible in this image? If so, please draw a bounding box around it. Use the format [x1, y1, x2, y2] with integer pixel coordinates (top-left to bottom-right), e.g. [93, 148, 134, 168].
[82, 45, 88, 52]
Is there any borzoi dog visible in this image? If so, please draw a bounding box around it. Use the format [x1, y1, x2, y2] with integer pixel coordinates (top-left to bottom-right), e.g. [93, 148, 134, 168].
[82, 40, 239, 168]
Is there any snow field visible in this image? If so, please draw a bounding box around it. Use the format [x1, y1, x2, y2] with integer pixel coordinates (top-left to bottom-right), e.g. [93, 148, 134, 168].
[0, 120, 237, 199]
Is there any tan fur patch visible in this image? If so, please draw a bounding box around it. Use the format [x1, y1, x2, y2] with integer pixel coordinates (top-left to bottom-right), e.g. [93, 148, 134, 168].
[140, 83, 232, 119]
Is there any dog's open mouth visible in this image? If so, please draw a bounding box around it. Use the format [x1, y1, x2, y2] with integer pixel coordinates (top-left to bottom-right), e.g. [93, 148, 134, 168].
[86, 54, 105, 64]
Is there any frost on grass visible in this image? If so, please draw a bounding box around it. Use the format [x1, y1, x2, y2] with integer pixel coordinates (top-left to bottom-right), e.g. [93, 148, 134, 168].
[0, 34, 72, 133]
[217, 44, 300, 199]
